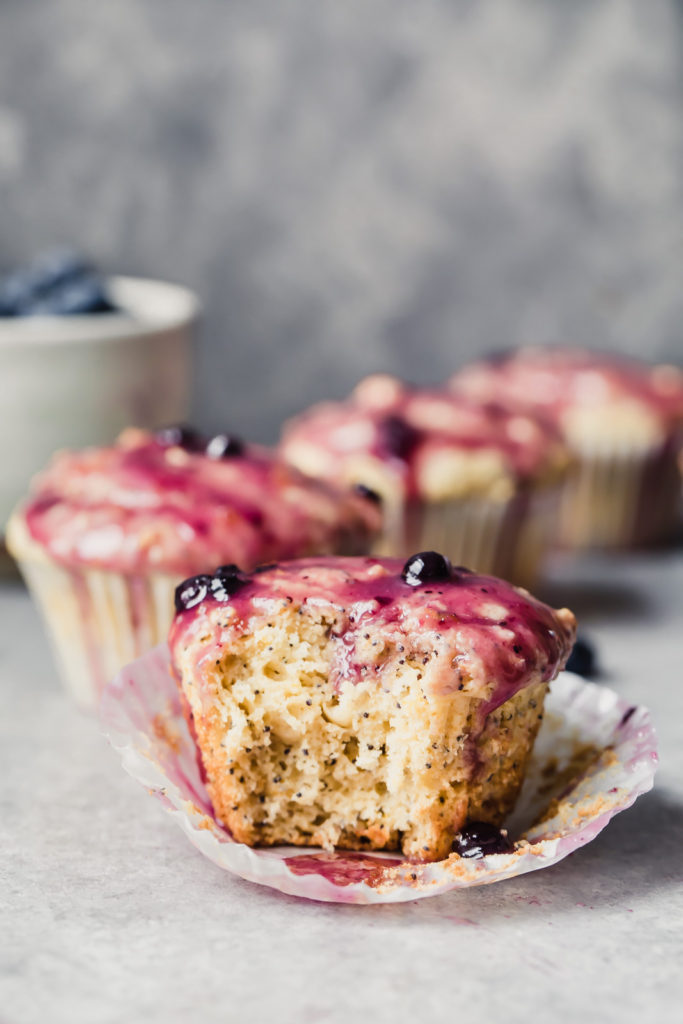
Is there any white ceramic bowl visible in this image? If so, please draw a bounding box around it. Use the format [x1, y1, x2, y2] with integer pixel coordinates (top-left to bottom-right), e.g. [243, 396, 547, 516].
[0, 275, 198, 531]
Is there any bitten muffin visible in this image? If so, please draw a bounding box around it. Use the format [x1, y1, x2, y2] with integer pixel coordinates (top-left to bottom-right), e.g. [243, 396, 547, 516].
[6, 427, 380, 708]
[170, 553, 576, 862]
[280, 374, 570, 583]
[450, 347, 683, 549]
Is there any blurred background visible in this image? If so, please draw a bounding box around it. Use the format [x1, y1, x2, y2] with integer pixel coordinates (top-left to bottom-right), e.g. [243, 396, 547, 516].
[1, 0, 682, 441]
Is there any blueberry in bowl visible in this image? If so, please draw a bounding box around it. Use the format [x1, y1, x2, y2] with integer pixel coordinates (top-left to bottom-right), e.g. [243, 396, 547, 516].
[0, 248, 118, 318]
[0, 267, 198, 538]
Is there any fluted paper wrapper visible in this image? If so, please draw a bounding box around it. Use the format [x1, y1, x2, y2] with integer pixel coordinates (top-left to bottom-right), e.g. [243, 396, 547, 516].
[558, 437, 682, 549]
[380, 487, 558, 588]
[15, 552, 179, 710]
[101, 646, 657, 905]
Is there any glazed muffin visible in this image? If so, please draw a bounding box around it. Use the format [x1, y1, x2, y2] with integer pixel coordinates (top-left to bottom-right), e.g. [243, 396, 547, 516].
[280, 374, 570, 584]
[170, 552, 576, 862]
[450, 347, 683, 549]
[6, 426, 380, 708]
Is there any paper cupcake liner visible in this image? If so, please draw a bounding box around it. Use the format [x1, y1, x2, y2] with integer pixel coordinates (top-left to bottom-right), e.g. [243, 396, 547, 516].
[101, 645, 657, 905]
[404, 487, 558, 587]
[559, 438, 682, 549]
[13, 542, 178, 709]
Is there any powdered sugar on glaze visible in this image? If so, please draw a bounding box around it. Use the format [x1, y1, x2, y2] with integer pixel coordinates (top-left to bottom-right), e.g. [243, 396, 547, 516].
[450, 348, 683, 429]
[280, 376, 568, 499]
[22, 429, 380, 575]
[170, 556, 576, 713]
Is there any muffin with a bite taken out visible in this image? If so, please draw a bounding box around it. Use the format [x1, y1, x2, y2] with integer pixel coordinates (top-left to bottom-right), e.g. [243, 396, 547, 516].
[170, 551, 576, 861]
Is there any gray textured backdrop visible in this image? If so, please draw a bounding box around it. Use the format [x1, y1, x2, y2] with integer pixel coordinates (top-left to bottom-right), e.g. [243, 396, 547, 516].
[1, 0, 683, 441]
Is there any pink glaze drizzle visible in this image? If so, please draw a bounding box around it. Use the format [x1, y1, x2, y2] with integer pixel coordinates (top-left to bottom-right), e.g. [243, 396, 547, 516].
[280, 380, 567, 499]
[22, 431, 380, 575]
[450, 348, 683, 426]
[170, 556, 575, 713]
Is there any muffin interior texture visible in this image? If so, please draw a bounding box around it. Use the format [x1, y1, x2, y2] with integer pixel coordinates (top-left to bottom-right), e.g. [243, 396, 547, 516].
[183, 601, 549, 862]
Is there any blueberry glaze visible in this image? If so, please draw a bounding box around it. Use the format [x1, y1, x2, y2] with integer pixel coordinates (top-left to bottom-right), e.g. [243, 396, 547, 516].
[170, 555, 576, 711]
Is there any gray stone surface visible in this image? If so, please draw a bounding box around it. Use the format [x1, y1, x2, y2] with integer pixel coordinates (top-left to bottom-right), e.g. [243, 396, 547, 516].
[1, 1, 683, 441]
[2, 549, 683, 1023]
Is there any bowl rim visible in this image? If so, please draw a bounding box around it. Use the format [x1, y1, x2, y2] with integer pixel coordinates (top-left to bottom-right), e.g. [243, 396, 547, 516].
[0, 274, 200, 347]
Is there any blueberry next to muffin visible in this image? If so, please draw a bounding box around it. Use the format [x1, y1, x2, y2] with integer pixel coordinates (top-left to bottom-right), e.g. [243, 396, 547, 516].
[453, 821, 514, 859]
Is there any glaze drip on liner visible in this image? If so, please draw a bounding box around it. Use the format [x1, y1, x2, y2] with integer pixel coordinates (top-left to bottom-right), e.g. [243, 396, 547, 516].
[170, 554, 576, 714]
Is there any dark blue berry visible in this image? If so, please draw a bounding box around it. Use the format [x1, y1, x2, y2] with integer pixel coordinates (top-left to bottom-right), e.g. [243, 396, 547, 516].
[378, 415, 421, 460]
[24, 274, 115, 316]
[156, 425, 205, 451]
[205, 434, 245, 459]
[402, 551, 452, 587]
[0, 268, 37, 316]
[174, 574, 212, 613]
[0, 249, 117, 317]
[211, 564, 249, 601]
[452, 821, 514, 858]
[565, 635, 598, 678]
[354, 483, 382, 505]
[27, 248, 92, 291]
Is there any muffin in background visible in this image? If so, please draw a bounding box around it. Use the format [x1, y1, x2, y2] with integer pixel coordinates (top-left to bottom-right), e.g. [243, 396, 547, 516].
[6, 427, 380, 709]
[170, 553, 577, 861]
[450, 347, 683, 549]
[280, 374, 571, 585]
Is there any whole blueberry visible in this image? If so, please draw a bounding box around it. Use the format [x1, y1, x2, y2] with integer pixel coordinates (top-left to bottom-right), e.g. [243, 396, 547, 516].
[401, 551, 452, 587]
[452, 821, 514, 859]
[205, 434, 245, 459]
[354, 483, 382, 505]
[211, 564, 249, 601]
[174, 574, 213, 613]
[0, 269, 36, 316]
[156, 425, 205, 452]
[0, 249, 117, 317]
[24, 274, 115, 316]
[0, 248, 88, 316]
[378, 415, 421, 461]
[566, 635, 598, 678]
[28, 248, 92, 291]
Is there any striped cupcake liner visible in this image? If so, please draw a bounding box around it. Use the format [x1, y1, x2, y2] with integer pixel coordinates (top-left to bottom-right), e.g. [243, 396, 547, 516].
[559, 437, 682, 549]
[11, 534, 178, 710]
[379, 487, 559, 588]
[101, 648, 657, 905]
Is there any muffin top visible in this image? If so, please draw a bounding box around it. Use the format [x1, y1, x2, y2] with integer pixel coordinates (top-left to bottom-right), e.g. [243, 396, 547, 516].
[450, 348, 683, 450]
[170, 553, 576, 713]
[17, 427, 381, 575]
[280, 375, 569, 502]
